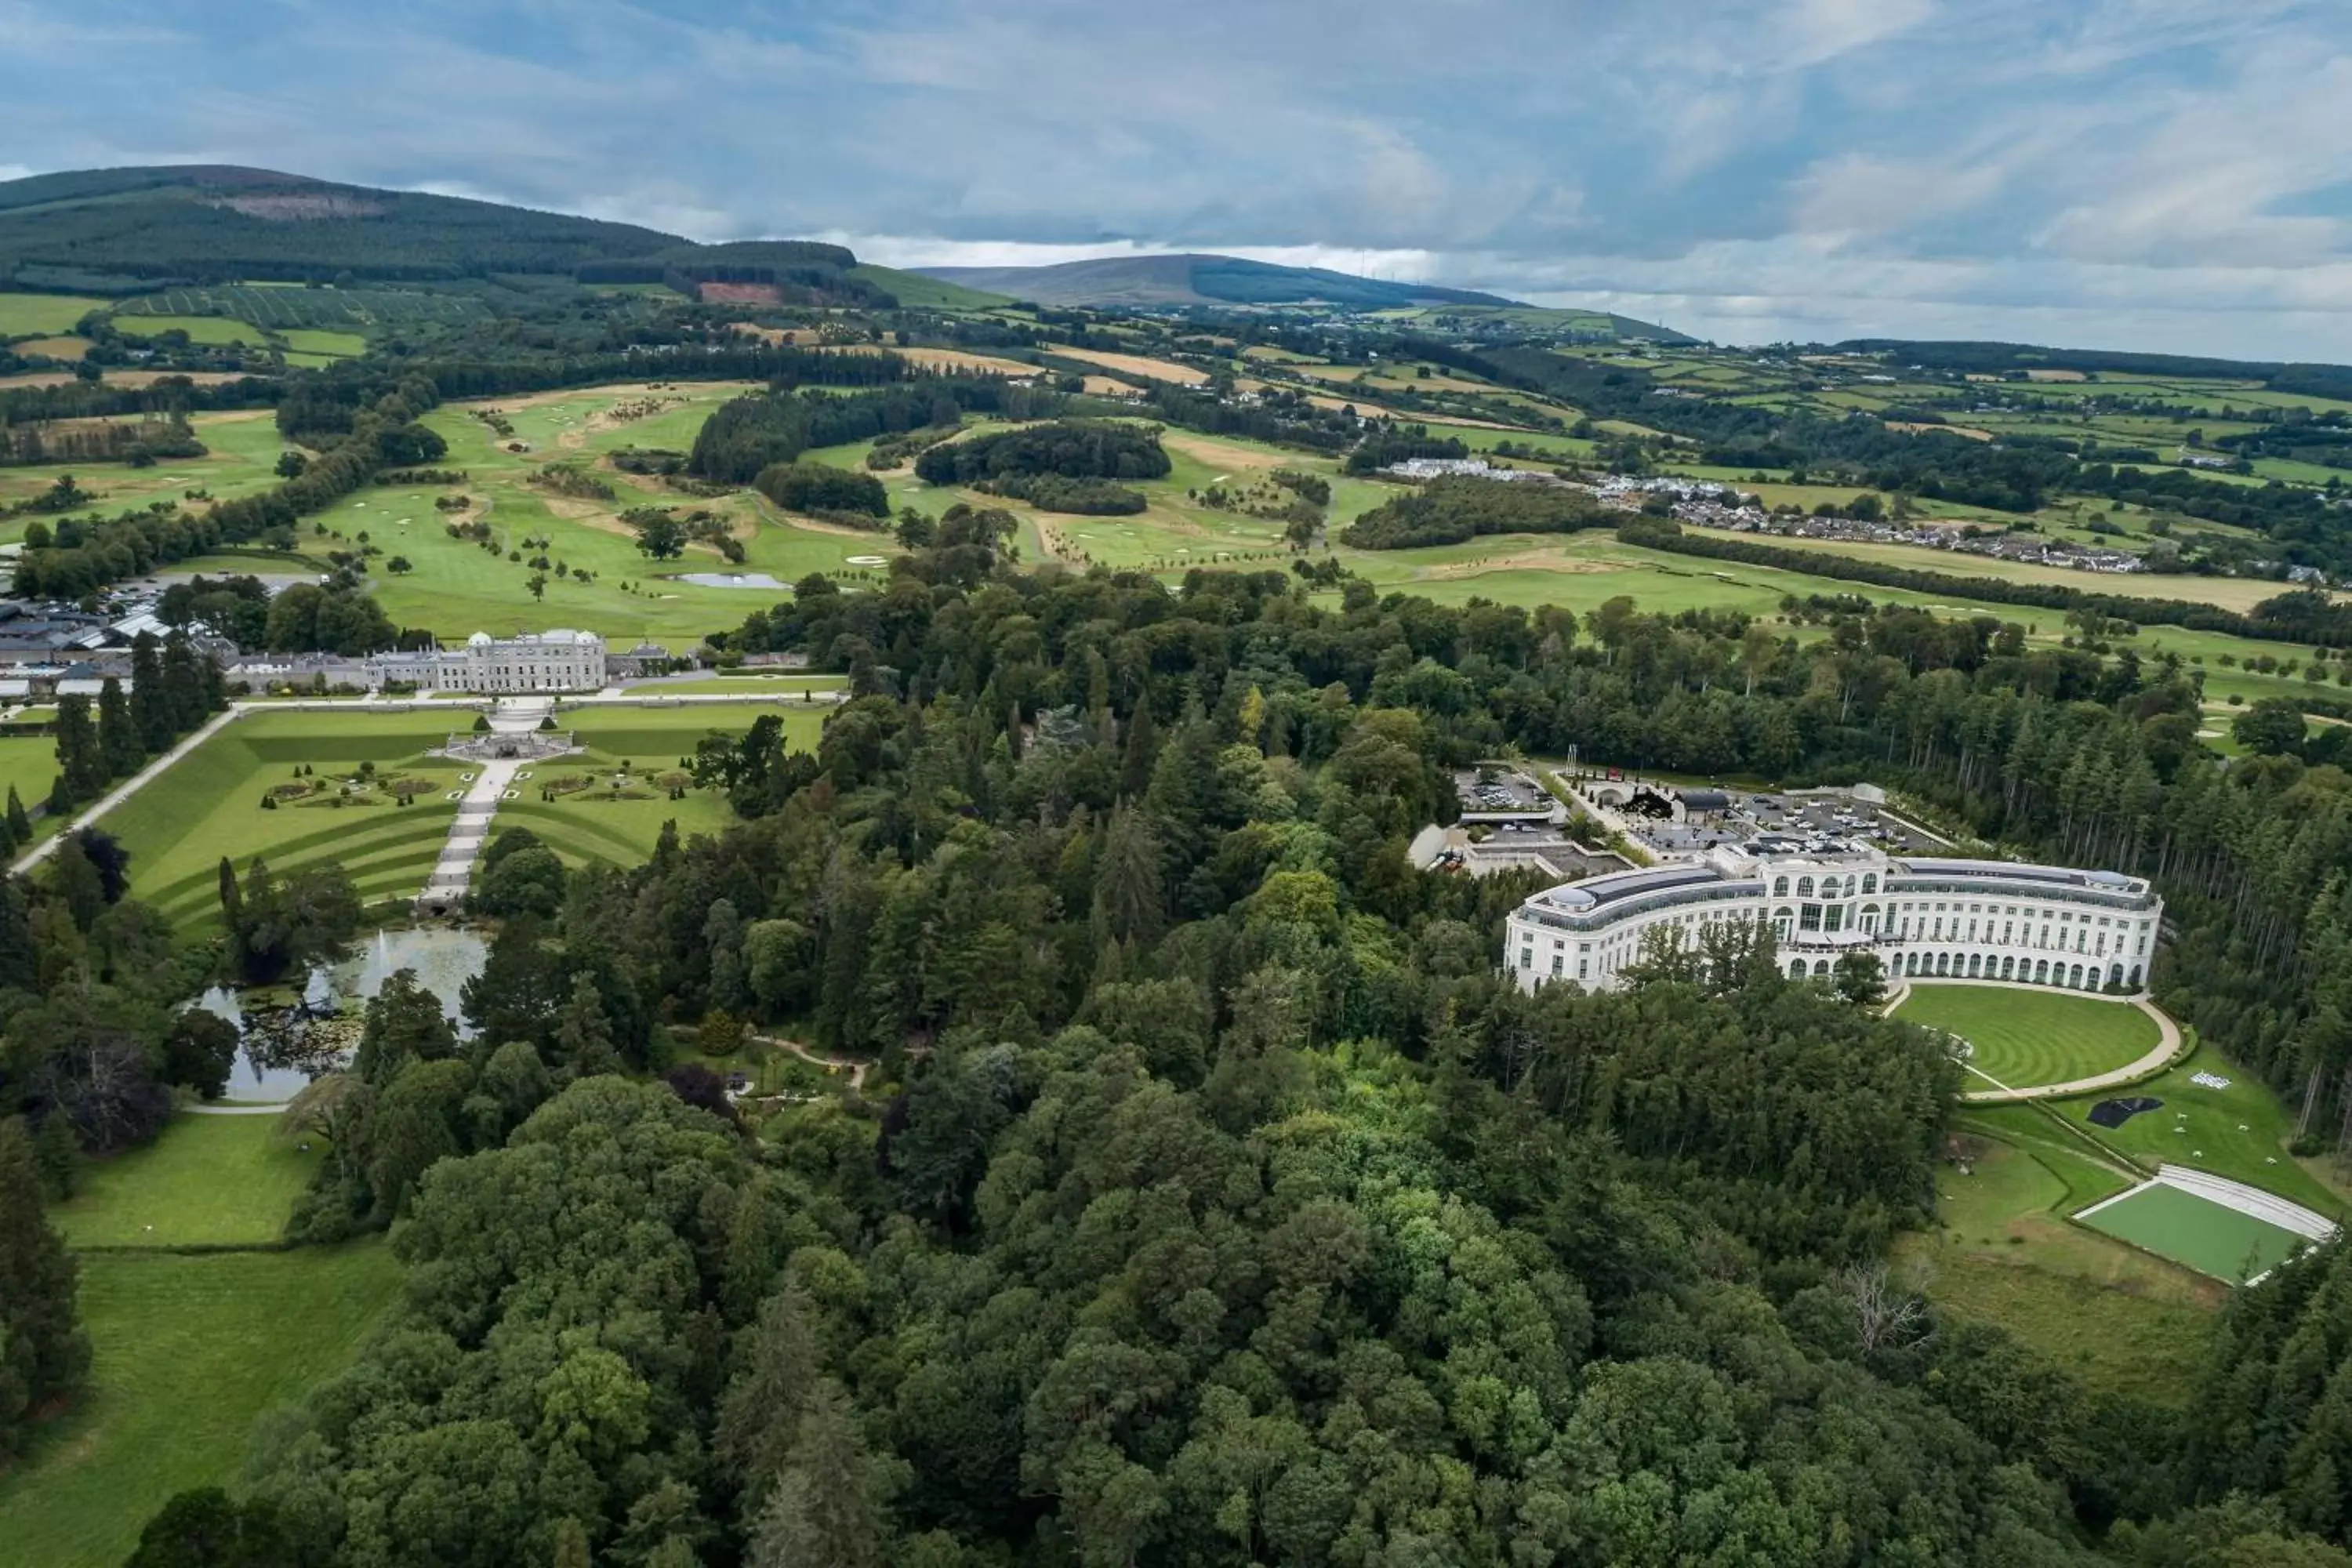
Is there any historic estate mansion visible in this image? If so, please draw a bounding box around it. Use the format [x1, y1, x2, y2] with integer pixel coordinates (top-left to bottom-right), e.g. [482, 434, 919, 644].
[1507, 840, 2162, 995]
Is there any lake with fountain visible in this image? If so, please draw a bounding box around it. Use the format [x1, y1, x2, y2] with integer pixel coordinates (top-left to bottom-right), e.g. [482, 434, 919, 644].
[194, 926, 490, 1102]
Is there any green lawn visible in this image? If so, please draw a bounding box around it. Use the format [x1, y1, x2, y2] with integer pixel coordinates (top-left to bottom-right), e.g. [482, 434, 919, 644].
[0, 408, 294, 535]
[54, 1115, 323, 1247]
[558, 702, 826, 759]
[2078, 1180, 2312, 1283]
[2049, 1055, 2347, 1216]
[490, 706, 819, 866]
[0, 1245, 398, 1568]
[277, 328, 367, 358]
[295, 386, 908, 642]
[0, 732, 60, 815]
[1897, 1119, 2219, 1403]
[639, 673, 846, 695]
[1895, 985, 2161, 1089]
[103, 710, 467, 931]
[0, 292, 107, 336]
[111, 314, 269, 347]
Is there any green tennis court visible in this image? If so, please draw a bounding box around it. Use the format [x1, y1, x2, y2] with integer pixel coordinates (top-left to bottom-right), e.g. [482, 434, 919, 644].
[2076, 1181, 2310, 1282]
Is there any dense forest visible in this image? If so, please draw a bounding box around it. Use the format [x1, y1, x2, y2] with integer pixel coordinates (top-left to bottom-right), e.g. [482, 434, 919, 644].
[1341, 476, 1607, 548]
[0, 520, 2316, 1562]
[913, 419, 1174, 485]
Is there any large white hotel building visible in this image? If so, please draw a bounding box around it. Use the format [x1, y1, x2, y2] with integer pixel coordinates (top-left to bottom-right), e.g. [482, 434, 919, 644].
[1506, 839, 2161, 994]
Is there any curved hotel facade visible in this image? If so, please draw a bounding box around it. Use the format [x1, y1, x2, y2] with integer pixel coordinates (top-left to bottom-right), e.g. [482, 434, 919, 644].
[1506, 839, 2161, 995]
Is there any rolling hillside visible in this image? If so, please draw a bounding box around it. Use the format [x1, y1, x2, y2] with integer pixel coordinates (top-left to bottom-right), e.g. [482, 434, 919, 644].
[0, 166, 881, 305]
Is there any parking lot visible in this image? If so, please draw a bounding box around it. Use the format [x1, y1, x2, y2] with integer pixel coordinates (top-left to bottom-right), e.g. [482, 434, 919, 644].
[1455, 768, 1555, 818]
[1733, 791, 1943, 853]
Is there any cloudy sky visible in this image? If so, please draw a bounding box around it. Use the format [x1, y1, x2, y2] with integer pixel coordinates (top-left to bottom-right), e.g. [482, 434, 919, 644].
[7, 0, 2352, 358]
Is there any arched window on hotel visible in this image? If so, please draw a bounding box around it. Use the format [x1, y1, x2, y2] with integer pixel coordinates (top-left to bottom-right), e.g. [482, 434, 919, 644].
[1813, 960, 1831, 978]
[1773, 877, 1788, 897]
[1859, 903, 1880, 934]
[1773, 907, 1794, 941]
[1862, 873, 1878, 895]
[1788, 959, 1806, 979]
[1797, 877, 1814, 897]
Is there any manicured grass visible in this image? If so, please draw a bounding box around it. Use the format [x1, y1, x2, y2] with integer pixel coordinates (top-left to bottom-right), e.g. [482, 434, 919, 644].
[0, 1244, 398, 1568]
[558, 702, 826, 757]
[0, 292, 107, 336]
[54, 1114, 322, 1247]
[1895, 985, 2161, 1089]
[639, 673, 846, 695]
[0, 408, 294, 533]
[493, 706, 820, 865]
[2078, 1181, 2311, 1283]
[0, 733, 60, 814]
[2049, 1056, 2347, 1215]
[103, 710, 466, 931]
[301, 385, 906, 642]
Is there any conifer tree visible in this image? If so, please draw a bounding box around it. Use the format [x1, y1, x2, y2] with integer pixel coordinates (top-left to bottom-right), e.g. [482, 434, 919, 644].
[51, 693, 103, 804]
[97, 676, 142, 780]
[0, 1116, 89, 1457]
[129, 633, 172, 753]
[4, 786, 27, 846]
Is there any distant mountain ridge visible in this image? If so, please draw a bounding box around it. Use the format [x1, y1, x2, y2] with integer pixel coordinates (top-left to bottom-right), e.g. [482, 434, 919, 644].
[0, 165, 894, 307]
[914, 252, 1524, 310]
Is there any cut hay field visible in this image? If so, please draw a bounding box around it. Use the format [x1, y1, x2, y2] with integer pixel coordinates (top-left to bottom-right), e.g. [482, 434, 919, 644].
[0, 291, 107, 336]
[1895, 985, 2161, 1089]
[1047, 345, 1210, 385]
[103, 708, 468, 932]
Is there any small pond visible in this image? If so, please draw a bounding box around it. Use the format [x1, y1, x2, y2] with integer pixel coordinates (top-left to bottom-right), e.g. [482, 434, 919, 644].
[674, 572, 788, 590]
[194, 927, 491, 1103]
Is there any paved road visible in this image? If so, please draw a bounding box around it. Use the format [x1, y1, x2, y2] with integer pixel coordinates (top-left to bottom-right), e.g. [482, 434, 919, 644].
[12, 704, 243, 872]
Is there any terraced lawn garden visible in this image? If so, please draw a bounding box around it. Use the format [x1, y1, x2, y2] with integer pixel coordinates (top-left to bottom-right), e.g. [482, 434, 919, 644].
[103, 709, 468, 931]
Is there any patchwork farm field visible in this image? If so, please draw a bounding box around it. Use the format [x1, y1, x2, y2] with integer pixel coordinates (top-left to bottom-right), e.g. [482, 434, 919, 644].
[0, 291, 107, 336]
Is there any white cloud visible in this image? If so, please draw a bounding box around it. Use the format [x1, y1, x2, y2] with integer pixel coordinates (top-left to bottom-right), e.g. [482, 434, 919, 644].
[1779, 0, 1936, 69]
